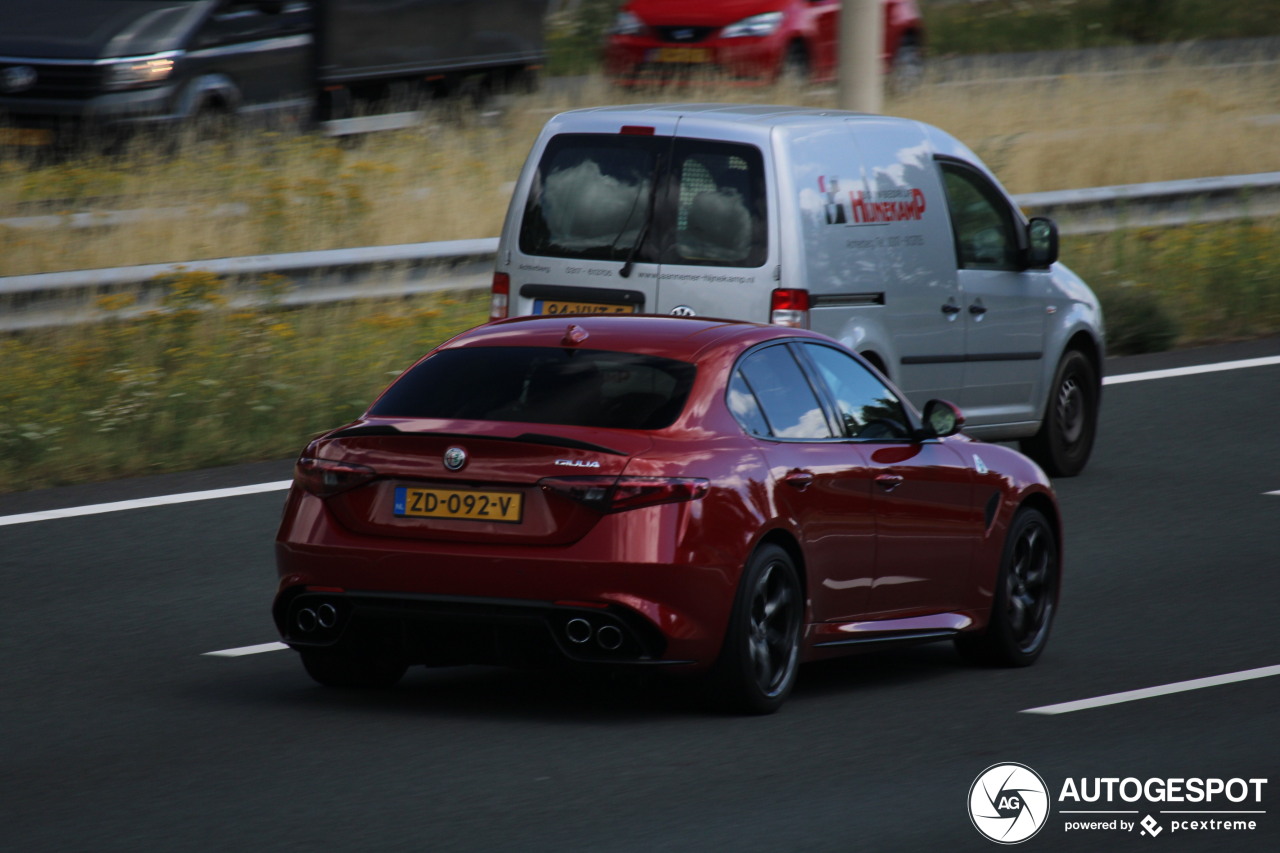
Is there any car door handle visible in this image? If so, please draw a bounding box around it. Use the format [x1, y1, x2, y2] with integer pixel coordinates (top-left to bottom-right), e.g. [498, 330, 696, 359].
[941, 301, 961, 315]
[969, 302, 988, 315]
[875, 473, 904, 492]
[783, 470, 814, 490]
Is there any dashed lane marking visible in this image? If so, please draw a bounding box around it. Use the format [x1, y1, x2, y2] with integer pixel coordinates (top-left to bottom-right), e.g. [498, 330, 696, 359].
[203, 642, 289, 657]
[1103, 354, 1280, 386]
[0, 481, 291, 527]
[1021, 664, 1280, 715]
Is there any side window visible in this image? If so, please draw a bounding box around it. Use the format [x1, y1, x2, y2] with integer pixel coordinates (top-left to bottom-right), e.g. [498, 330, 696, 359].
[938, 160, 1022, 271]
[800, 344, 911, 440]
[727, 370, 770, 437]
[734, 345, 833, 439]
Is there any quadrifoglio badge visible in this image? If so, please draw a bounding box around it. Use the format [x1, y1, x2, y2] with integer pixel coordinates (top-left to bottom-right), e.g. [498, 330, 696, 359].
[968, 764, 1268, 843]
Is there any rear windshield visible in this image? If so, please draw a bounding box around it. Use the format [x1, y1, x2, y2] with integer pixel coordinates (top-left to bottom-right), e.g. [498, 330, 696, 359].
[520, 133, 767, 268]
[369, 346, 697, 430]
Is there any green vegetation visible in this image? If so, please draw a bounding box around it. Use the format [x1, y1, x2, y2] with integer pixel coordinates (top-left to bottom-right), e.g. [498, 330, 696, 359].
[0, 281, 488, 491]
[1065, 220, 1280, 354]
[922, 0, 1280, 55]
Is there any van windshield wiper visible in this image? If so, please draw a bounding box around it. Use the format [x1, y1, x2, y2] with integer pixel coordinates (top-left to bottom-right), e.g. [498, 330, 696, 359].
[619, 154, 664, 279]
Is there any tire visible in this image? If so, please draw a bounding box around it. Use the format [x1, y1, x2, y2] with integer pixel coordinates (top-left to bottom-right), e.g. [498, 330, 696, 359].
[300, 647, 407, 689]
[955, 508, 1059, 667]
[778, 42, 809, 87]
[887, 36, 925, 94]
[1021, 349, 1099, 478]
[710, 544, 804, 714]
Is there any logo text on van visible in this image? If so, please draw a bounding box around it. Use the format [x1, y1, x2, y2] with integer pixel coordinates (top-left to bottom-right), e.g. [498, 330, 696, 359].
[818, 176, 926, 226]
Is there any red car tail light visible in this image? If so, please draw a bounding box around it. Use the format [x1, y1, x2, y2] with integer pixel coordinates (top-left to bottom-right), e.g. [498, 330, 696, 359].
[770, 288, 810, 328]
[295, 457, 377, 498]
[540, 476, 709, 513]
[489, 272, 510, 321]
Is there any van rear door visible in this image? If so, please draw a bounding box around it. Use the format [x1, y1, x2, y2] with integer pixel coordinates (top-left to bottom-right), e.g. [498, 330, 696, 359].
[649, 135, 773, 320]
[508, 115, 679, 317]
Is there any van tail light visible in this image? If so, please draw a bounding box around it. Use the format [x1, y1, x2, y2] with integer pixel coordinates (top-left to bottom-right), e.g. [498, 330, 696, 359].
[295, 457, 377, 498]
[489, 272, 510, 321]
[770, 288, 810, 328]
[539, 476, 709, 513]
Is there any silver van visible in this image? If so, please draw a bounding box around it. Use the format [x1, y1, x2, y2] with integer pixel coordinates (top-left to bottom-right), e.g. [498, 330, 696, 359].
[490, 103, 1104, 476]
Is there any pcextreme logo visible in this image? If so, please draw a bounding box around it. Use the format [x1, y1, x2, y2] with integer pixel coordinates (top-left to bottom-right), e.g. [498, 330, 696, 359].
[969, 764, 1269, 844]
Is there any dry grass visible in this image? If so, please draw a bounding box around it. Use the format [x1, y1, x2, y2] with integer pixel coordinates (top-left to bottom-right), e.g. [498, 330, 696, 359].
[2, 53, 1277, 278]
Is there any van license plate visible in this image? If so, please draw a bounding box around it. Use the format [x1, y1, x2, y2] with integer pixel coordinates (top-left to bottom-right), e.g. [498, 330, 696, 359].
[394, 486, 523, 523]
[651, 47, 711, 64]
[534, 299, 636, 316]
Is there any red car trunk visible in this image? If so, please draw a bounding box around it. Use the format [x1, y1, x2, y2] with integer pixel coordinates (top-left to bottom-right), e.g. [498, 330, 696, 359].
[306, 421, 653, 547]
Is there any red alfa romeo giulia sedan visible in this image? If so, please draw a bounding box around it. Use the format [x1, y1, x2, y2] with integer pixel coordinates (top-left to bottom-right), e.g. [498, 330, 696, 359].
[274, 315, 1061, 713]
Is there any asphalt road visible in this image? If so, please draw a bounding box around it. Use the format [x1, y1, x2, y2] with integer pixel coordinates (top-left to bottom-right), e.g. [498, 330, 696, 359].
[3, 338, 1278, 852]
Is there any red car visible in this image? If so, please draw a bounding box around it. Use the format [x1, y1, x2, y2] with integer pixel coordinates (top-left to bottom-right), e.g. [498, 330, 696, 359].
[274, 315, 1060, 714]
[604, 0, 925, 85]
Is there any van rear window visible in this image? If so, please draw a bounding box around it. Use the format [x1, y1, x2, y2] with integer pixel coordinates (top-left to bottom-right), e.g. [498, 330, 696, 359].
[520, 133, 766, 268]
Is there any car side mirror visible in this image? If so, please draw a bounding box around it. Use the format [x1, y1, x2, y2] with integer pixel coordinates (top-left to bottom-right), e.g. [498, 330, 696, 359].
[921, 399, 965, 438]
[1026, 217, 1059, 268]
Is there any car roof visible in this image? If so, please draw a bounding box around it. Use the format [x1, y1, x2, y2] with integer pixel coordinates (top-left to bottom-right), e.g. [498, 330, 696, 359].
[443, 314, 830, 362]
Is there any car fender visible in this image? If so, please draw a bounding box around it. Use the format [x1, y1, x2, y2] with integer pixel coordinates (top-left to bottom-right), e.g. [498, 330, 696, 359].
[174, 72, 241, 119]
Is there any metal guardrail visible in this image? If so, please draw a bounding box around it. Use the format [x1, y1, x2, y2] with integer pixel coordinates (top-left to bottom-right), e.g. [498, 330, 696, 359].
[3, 172, 1279, 331]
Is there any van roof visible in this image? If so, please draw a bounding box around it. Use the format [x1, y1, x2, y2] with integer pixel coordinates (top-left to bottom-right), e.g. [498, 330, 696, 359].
[559, 103, 880, 124]
[546, 103, 978, 173]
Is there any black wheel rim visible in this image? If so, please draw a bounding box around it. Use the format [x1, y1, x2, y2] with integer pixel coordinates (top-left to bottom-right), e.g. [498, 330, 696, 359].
[747, 559, 800, 697]
[1005, 521, 1055, 652]
[1055, 372, 1086, 447]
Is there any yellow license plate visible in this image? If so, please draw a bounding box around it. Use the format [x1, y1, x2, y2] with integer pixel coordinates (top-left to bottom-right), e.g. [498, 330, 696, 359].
[652, 47, 711, 64]
[0, 127, 54, 147]
[394, 486, 523, 523]
[535, 299, 636, 316]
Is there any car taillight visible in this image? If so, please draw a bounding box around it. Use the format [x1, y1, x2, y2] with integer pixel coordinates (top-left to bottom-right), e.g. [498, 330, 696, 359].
[489, 272, 510, 321]
[295, 457, 377, 498]
[539, 476, 709, 513]
[770, 288, 810, 328]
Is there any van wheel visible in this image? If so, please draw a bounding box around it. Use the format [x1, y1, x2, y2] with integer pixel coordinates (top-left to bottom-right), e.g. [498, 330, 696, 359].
[1021, 350, 1098, 477]
[709, 544, 803, 715]
[955, 508, 1058, 667]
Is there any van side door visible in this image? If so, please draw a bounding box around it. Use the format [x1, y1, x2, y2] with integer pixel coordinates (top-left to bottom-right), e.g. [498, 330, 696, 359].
[936, 157, 1050, 427]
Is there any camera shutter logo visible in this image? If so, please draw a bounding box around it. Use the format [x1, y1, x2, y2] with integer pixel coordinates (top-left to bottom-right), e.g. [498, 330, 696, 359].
[969, 763, 1050, 844]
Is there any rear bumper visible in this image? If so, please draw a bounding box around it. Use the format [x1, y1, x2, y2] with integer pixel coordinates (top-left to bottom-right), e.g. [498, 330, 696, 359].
[274, 490, 742, 669]
[604, 35, 787, 84]
[274, 589, 688, 668]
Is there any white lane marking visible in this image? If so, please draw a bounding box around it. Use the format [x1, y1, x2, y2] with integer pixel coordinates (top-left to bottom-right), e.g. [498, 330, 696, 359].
[1266, 490, 1280, 496]
[1104, 354, 1280, 385]
[203, 642, 289, 657]
[0, 480, 291, 527]
[1021, 664, 1280, 715]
